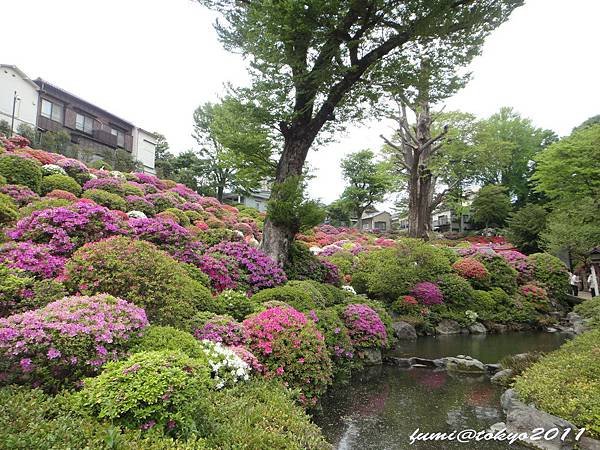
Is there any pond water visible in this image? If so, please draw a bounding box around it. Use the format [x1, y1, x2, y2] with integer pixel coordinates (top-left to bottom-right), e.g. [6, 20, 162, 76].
[314, 332, 568, 450]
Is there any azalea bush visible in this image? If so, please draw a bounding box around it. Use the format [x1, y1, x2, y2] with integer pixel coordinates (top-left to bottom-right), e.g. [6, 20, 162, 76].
[0, 242, 66, 279]
[452, 257, 489, 281]
[0, 193, 18, 224]
[197, 340, 251, 389]
[40, 174, 82, 196]
[311, 308, 355, 379]
[0, 294, 148, 390]
[212, 289, 259, 320]
[527, 253, 570, 302]
[0, 154, 43, 192]
[193, 314, 246, 346]
[82, 188, 127, 211]
[1, 184, 39, 206]
[243, 306, 332, 405]
[63, 236, 212, 329]
[475, 254, 518, 294]
[411, 281, 444, 306]
[341, 304, 387, 349]
[8, 200, 126, 255]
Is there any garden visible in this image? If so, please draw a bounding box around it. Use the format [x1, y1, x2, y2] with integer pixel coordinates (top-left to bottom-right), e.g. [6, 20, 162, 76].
[0, 134, 584, 449]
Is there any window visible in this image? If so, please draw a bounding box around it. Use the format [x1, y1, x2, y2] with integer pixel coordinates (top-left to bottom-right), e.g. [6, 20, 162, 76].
[75, 113, 94, 134]
[374, 221, 387, 231]
[111, 128, 125, 148]
[40, 99, 63, 123]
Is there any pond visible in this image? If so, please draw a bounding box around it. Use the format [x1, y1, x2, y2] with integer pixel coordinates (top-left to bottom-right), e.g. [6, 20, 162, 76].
[314, 332, 568, 450]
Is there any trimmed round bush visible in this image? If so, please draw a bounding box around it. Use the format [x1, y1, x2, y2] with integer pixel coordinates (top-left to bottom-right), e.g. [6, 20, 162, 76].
[311, 308, 355, 379]
[82, 188, 127, 211]
[475, 254, 518, 294]
[0, 242, 65, 279]
[0, 192, 18, 224]
[243, 306, 332, 405]
[0, 155, 43, 192]
[196, 340, 251, 389]
[411, 281, 444, 305]
[40, 174, 82, 196]
[1, 184, 39, 206]
[341, 304, 387, 350]
[63, 237, 213, 329]
[213, 289, 260, 320]
[74, 351, 212, 437]
[158, 208, 191, 226]
[436, 272, 476, 308]
[0, 294, 148, 390]
[284, 242, 341, 285]
[251, 284, 318, 311]
[126, 195, 156, 216]
[55, 158, 90, 184]
[527, 253, 570, 302]
[452, 257, 489, 281]
[46, 189, 79, 201]
[194, 314, 246, 346]
[131, 325, 207, 359]
[519, 283, 550, 311]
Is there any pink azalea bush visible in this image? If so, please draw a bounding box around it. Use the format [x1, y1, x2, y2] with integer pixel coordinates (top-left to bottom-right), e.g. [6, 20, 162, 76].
[1, 184, 39, 206]
[0, 242, 66, 279]
[243, 306, 333, 405]
[194, 315, 246, 346]
[341, 304, 387, 349]
[0, 294, 148, 390]
[8, 200, 127, 255]
[452, 257, 489, 280]
[411, 281, 444, 306]
[228, 345, 264, 373]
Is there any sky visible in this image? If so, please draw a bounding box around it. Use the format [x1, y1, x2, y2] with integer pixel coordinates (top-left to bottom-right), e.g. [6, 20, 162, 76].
[3, 0, 600, 206]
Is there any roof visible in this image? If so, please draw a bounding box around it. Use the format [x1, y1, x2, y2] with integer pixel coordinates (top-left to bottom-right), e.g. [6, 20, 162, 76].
[35, 77, 134, 127]
[361, 210, 391, 220]
[0, 64, 39, 90]
[223, 190, 271, 200]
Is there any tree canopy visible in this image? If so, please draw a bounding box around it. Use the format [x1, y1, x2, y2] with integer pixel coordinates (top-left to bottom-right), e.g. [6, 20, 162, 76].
[471, 184, 511, 228]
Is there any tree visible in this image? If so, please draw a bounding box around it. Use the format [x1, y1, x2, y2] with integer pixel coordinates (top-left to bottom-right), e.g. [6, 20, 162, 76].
[197, 0, 523, 263]
[153, 133, 175, 178]
[193, 98, 275, 201]
[339, 150, 393, 228]
[573, 114, 600, 133]
[505, 204, 548, 254]
[470, 185, 511, 228]
[474, 107, 557, 205]
[0, 120, 10, 137]
[326, 198, 353, 227]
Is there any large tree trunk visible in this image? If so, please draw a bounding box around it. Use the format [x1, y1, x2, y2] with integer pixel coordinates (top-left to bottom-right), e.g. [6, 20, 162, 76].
[216, 184, 224, 202]
[261, 130, 315, 265]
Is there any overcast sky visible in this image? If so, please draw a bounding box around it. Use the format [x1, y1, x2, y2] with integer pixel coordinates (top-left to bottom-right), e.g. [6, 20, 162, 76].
[4, 0, 599, 206]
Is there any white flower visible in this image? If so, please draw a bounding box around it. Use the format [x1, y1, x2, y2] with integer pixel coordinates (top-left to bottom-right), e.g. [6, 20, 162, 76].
[199, 340, 251, 389]
[42, 164, 67, 176]
[342, 285, 356, 295]
[127, 210, 147, 219]
[309, 246, 322, 255]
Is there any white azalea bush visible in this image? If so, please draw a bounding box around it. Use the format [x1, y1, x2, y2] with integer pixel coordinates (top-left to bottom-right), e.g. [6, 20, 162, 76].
[42, 164, 67, 176]
[198, 339, 251, 389]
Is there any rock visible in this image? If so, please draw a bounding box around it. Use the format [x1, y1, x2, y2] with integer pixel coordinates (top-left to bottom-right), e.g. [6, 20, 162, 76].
[491, 368, 514, 385]
[384, 356, 411, 368]
[392, 321, 417, 340]
[486, 363, 502, 373]
[546, 327, 558, 333]
[501, 389, 579, 450]
[445, 355, 487, 373]
[486, 322, 508, 334]
[360, 348, 382, 366]
[468, 322, 487, 334]
[436, 319, 462, 335]
[580, 436, 600, 450]
[409, 357, 438, 368]
[460, 328, 470, 334]
[433, 358, 447, 368]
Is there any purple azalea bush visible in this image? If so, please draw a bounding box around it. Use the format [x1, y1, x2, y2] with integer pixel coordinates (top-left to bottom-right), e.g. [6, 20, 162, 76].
[411, 281, 444, 305]
[0, 242, 66, 279]
[194, 315, 246, 346]
[197, 254, 240, 292]
[341, 304, 387, 349]
[0, 294, 148, 390]
[1, 185, 39, 207]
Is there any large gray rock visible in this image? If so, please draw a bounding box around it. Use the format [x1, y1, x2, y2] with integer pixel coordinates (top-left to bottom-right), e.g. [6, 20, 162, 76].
[491, 368, 514, 385]
[468, 322, 487, 334]
[501, 389, 579, 450]
[392, 321, 417, 340]
[360, 348, 382, 366]
[580, 436, 600, 450]
[436, 319, 462, 335]
[445, 355, 487, 373]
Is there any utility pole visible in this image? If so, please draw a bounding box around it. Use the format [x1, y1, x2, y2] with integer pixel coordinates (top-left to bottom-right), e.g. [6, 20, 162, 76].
[10, 91, 19, 137]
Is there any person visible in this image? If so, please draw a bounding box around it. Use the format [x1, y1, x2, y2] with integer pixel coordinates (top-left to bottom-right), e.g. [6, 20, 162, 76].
[570, 272, 580, 296]
[588, 272, 598, 298]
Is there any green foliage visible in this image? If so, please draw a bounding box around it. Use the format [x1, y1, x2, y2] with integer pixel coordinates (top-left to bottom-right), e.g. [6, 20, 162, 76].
[88, 159, 113, 170]
[0, 386, 208, 450]
[471, 184, 511, 228]
[514, 329, 600, 438]
[505, 204, 548, 253]
[476, 254, 518, 294]
[0, 192, 18, 224]
[574, 297, 600, 331]
[130, 325, 207, 359]
[436, 272, 476, 308]
[39, 130, 71, 154]
[159, 208, 191, 226]
[0, 155, 43, 193]
[251, 284, 317, 311]
[19, 198, 71, 217]
[499, 352, 545, 385]
[64, 237, 213, 329]
[194, 228, 240, 247]
[312, 308, 356, 381]
[214, 289, 260, 321]
[74, 351, 212, 438]
[527, 253, 569, 302]
[468, 288, 536, 323]
[0, 120, 10, 136]
[284, 241, 338, 285]
[267, 176, 325, 233]
[326, 199, 352, 227]
[82, 188, 127, 211]
[203, 380, 332, 449]
[40, 174, 82, 196]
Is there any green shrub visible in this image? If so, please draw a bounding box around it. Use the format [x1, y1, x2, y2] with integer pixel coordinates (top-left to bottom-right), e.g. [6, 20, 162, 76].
[203, 380, 331, 449]
[514, 329, 600, 438]
[181, 263, 212, 288]
[0, 155, 43, 192]
[122, 182, 145, 197]
[436, 272, 476, 308]
[82, 188, 127, 211]
[18, 198, 71, 217]
[74, 351, 212, 438]
[195, 228, 240, 247]
[528, 253, 570, 302]
[214, 289, 260, 321]
[0, 174, 6, 185]
[323, 250, 355, 278]
[40, 174, 82, 196]
[475, 254, 518, 294]
[284, 242, 338, 285]
[88, 159, 113, 170]
[0, 192, 18, 224]
[185, 210, 204, 223]
[574, 297, 600, 330]
[251, 284, 317, 311]
[130, 325, 207, 358]
[312, 308, 356, 380]
[0, 386, 209, 450]
[64, 236, 213, 329]
[158, 208, 191, 226]
[499, 351, 545, 385]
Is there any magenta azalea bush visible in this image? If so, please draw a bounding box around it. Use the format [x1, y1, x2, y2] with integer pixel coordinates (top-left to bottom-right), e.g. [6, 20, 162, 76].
[1, 184, 39, 207]
[243, 306, 332, 405]
[206, 241, 287, 293]
[0, 242, 66, 279]
[341, 304, 387, 349]
[194, 315, 246, 346]
[411, 281, 444, 305]
[0, 294, 148, 390]
[8, 200, 127, 255]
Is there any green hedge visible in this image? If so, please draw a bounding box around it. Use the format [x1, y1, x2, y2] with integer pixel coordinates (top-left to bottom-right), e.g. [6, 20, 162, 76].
[82, 188, 127, 211]
[0, 155, 43, 192]
[40, 174, 82, 196]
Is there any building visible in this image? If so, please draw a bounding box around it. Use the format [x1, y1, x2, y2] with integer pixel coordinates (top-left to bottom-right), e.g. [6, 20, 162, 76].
[351, 209, 392, 231]
[432, 208, 474, 233]
[0, 64, 156, 173]
[0, 65, 39, 132]
[223, 189, 271, 212]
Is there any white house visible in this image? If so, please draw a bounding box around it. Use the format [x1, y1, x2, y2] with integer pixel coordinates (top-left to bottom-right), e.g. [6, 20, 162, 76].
[352, 210, 392, 231]
[132, 128, 157, 174]
[223, 189, 271, 212]
[0, 65, 39, 134]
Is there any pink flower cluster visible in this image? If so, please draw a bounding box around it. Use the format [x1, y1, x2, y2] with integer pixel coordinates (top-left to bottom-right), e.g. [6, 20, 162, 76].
[411, 281, 444, 306]
[341, 304, 387, 349]
[0, 242, 66, 279]
[194, 316, 246, 346]
[1, 185, 39, 207]
[452, 258, 489, 280]
[243, 307, 308, 355]
[0, 294, 148, 389]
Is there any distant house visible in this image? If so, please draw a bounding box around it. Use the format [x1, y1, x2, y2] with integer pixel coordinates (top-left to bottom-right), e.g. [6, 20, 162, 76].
[223, 189, 271, 213]
[0, 64, 156, 173]
[432, 208, 474, 233]
[351, 209, 392, 232]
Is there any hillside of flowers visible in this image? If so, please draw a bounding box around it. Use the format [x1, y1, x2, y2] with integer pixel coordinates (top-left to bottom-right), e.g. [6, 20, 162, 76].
[0, 134, 570, 448]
